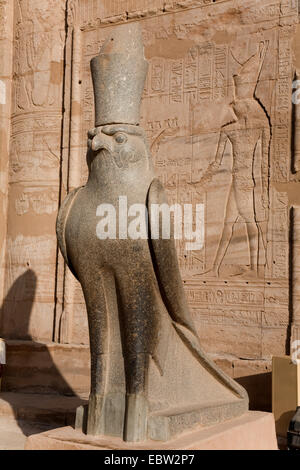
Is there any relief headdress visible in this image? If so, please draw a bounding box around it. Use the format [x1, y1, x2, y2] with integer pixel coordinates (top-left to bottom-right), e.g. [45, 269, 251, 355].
[233, 41, 269, 99]
[90, 23, 149, 127]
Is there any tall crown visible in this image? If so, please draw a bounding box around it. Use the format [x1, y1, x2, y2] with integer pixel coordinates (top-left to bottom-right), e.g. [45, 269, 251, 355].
[91, 23, 149, 127]
[233, 41, 268, 100]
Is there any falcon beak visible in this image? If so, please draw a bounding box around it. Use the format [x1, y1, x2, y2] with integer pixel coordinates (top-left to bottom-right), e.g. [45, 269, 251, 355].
[91, 135, 110, 153]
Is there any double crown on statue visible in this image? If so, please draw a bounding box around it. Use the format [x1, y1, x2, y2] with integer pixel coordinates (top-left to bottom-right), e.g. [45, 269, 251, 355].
[90, 23, 149, 127]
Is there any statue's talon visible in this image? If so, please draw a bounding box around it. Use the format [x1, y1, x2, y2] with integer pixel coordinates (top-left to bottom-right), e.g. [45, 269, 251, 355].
[124, 394, 148, 442]
[86, 393, 106, 436]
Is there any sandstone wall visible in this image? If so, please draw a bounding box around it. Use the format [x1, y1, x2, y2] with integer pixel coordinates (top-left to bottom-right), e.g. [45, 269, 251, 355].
[1, 0, 300, 409]
[0, 0, 66, 341]
[0, 1, 14, 336]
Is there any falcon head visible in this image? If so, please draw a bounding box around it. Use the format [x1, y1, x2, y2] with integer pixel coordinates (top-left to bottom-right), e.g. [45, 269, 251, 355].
[87, 124, 150, 170]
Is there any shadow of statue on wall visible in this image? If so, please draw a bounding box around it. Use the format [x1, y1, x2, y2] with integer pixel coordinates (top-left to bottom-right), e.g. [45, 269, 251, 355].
[0, 269, 87, 438]
[0, 269, 38, 341]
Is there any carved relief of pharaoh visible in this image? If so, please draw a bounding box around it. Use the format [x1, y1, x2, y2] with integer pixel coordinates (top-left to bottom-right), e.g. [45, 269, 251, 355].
[14, 0, 65, 111]
[193, 42, 271, 279]
[57, 23, 248, 443]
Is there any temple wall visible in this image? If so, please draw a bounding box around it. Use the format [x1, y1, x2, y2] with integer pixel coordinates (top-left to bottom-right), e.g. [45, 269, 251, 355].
[0, 0, 66, 341]
[0, 1, 14, 334]
[0, 0, 300, 409]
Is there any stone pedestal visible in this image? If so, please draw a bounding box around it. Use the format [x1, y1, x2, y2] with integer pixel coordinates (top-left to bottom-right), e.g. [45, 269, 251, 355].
[272, 356, 300, 437]
[2, 341, 90, 397]
[25, 411, 277, 451]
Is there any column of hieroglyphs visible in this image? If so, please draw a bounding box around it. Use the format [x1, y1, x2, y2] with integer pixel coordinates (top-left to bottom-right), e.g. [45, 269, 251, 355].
[293, 70, 300, 173]
[0, 0, 67, 341]
[292, 207, 300, 346]
[0, 1, 14, 313]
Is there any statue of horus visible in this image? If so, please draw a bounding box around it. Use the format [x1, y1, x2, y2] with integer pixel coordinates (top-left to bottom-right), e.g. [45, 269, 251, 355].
[56, 23, 248, 443]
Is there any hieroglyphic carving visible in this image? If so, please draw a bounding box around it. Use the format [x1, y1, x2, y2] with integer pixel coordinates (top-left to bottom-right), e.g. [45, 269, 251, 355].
[1, 0, 66, 341]
[291, 206, 300, 345]
[13, 0, 65, 113]
[196, 310, 263, 327]
[293, 70, 300, 173]
[15, 188, 58, 216]
[186, 286, 265, 306]
[9, 111, 61, 184]
[272, 28, 293, 182]
[67, 0, 80, 27]
[10, 0, 65, 187]
[143, 43, 229, 105]
[271, 189, 289, 279]
[280, 0, 298, 17]
[0, 0, 10, 39]
[78, 0, 219, 26]
[99, 0, 165, 19]
[198, 44, 213, 101]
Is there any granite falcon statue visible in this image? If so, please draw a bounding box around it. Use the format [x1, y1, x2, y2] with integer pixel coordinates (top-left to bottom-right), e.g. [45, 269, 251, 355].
[56, 22, 248, 443]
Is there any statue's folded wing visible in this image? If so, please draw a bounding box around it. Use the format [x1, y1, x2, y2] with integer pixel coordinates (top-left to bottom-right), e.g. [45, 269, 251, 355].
[56, 187, 83, 279]
[147, 178, 248, 399]
[147, 178, 198, 337]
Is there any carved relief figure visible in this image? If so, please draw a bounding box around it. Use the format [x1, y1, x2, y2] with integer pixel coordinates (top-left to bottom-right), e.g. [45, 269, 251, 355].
[14, 0, 65, 111]
[192, 42, 271, 278]
[56, 23, 248, 442]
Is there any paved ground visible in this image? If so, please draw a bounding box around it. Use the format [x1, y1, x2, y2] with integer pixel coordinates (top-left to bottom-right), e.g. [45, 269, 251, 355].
[0, 392, 87, 450]
[0, 416, 52, 450]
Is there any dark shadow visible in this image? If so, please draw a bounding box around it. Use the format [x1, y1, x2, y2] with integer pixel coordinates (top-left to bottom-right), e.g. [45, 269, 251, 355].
[236, 372, 272, 412]
[291, 71, 297, 175]
[276, 410, 296, 442]
[0, 269, 37, 340]
[0, 270, 87, 440]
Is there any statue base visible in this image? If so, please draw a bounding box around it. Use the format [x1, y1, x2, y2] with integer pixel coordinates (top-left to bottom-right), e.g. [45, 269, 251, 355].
[25, 411, 277, 450]
[272, 356, 300, 438]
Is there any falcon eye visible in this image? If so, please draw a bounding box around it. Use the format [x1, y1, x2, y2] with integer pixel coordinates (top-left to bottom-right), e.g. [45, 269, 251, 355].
[114, 132, 127, 144]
